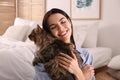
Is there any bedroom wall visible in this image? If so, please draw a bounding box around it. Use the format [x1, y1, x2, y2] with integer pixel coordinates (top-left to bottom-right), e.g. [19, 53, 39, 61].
[17, 0, 45, 22]
[72, 0, 120, 25]
[46, 0, 120, 56]
[0, 0, 16, 35]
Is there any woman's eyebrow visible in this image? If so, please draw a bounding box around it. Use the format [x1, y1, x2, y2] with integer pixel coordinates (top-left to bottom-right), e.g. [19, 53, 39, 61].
[49, 17, 65, 27]
[59, 17, 65, 21]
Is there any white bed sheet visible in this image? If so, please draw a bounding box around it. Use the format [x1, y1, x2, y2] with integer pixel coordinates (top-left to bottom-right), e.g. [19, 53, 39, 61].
[0, 36, 36, 80]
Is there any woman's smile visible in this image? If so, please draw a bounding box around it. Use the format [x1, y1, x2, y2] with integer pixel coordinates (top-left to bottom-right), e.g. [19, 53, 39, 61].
[59, 29, 69, 38]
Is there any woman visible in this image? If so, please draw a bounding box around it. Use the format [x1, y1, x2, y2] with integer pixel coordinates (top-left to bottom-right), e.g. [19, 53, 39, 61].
[34, 8, 95, 80]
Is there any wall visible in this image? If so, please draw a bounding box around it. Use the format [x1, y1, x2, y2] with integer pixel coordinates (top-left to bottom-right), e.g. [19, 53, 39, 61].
[72, 0, 120, 25]
[0, 0, 16, 35]
[17, 0, 45, 22]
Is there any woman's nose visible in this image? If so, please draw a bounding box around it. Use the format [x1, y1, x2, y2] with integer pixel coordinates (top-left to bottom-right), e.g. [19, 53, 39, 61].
[58, 24, 64, 32]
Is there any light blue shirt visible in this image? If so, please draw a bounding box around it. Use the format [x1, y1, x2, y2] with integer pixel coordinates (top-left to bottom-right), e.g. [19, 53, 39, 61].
[34, 45, 95, 80]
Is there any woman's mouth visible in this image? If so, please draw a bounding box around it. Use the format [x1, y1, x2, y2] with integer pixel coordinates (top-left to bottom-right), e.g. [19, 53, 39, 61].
[59, 30, 68, 37]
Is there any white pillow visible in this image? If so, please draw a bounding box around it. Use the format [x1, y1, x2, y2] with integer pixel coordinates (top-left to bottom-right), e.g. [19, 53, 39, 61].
[14, 17, 38, 28]
[82, 25, 98, 48]
[108, 55, 120, 70]
[73, 27, 87, 47]
[14, 17, 39, 40]
[3, 25, 29, 41]
[74, 23, 98, 48]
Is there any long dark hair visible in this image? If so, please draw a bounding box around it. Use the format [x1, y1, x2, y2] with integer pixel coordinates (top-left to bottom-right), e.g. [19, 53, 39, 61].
[42, 8, 75, 45]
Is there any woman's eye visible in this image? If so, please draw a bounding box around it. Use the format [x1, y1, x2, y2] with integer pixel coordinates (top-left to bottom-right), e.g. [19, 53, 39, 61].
[50, 25, 56, 30]
[61, 21, 66, 24]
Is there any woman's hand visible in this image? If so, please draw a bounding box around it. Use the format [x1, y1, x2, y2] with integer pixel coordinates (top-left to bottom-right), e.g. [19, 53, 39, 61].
[57, 52, 85, 80]
[82, 64, 95, 80]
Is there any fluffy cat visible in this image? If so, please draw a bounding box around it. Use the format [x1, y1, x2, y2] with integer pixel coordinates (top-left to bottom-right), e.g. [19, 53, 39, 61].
[29, 25, 82, 80]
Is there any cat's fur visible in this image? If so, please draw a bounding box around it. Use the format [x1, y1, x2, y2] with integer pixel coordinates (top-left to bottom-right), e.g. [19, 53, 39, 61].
[29, 25, 82, 80]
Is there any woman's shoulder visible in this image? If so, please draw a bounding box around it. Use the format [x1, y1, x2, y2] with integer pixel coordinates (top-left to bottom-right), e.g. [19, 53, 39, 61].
[76, 45, 89, 55]
[75, 45, 93, 66]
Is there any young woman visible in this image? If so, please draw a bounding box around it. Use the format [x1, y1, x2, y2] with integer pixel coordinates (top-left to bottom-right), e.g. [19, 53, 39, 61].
[34, 8, 95, 80]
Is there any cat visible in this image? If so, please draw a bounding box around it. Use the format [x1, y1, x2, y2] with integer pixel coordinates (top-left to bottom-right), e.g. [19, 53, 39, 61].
[29, 25, 82, 80]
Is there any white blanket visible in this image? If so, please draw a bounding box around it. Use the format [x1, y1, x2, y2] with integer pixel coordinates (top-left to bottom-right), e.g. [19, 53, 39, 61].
[0, 36, 36, 80]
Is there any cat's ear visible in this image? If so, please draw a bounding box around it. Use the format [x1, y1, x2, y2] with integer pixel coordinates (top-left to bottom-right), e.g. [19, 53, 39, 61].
[36, 24, 42, 32]
[37, 24, 42, 29]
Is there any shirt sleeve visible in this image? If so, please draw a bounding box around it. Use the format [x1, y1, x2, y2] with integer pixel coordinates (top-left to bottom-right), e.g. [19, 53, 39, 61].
[76, 46, 95, 80]
[76, 45, 93, 68]
[34, 63, 52, 80]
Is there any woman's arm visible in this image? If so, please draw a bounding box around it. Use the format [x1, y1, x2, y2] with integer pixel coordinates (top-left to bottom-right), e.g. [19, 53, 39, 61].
[57, 53, 85, 80]
[81, 64, 95, 80]
[57, 50, 95, 80]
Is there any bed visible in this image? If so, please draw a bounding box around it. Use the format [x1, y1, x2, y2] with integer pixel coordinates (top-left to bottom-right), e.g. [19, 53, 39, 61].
[0, 18, 38, 80]
[0, 36, 36, 80]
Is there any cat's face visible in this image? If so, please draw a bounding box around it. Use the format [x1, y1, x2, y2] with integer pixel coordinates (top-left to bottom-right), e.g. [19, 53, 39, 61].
[28, 25, 55, 48]
[28, 25, 45, 46]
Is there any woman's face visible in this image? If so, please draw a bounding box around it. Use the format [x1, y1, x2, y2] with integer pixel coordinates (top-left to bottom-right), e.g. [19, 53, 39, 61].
[48, 13, 72, 43]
